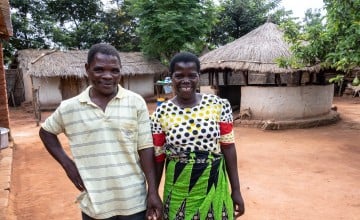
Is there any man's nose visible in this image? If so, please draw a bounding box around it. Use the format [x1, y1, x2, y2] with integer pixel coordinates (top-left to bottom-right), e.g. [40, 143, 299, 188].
[102, 71, 113, 78]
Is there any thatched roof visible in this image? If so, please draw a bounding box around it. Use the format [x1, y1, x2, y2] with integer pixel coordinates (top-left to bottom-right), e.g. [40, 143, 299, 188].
[200, 22, 319, 74]
[0, 0, 12, 39]
[16, 49, 168, 78]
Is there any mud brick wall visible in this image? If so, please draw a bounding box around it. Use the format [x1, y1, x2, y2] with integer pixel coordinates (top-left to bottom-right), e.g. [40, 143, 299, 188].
[0, 42, 10, 129]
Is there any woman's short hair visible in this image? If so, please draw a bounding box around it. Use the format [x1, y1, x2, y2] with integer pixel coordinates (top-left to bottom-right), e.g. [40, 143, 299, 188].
[169, 52, 200, 74]
[87, 43, 121, 65]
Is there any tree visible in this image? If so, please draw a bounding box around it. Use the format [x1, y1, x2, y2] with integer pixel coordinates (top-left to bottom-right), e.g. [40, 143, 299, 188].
[279, 8, 326, 68]
[4, 0, 53, 63]
[46, 0, 105, 49]
[100, 0, 140, 52]
[208, 0, 293, 47]
[323, 0, 360, 71]
[280, 0, 360, 72]
[5, 0, 140, 64]
[128, 0, 217, 62]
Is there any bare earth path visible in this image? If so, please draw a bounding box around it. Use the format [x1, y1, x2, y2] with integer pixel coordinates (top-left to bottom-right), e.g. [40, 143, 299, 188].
[5, 97, 360, 220]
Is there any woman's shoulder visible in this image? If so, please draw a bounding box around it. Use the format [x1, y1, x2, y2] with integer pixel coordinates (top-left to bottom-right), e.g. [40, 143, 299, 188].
[153, 100, 176, 115]
[202, 93, 227, 104]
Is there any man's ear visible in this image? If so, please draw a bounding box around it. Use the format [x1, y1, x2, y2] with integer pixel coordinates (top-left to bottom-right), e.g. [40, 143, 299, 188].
[85, 63, 89, 72]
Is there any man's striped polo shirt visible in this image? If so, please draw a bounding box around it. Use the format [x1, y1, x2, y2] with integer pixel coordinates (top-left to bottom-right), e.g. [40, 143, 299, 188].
[42, 85, 153, 219]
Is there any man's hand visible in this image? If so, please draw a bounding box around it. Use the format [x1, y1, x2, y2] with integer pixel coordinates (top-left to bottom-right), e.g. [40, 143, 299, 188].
[146, 192, 163, 220]
[39, 127, 86, 192]
[62, 159, 86, 191]
[232, 191, 245, 218]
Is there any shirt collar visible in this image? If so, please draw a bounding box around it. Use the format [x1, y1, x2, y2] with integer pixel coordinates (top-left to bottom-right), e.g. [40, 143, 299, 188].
[78, 85, 125, 103]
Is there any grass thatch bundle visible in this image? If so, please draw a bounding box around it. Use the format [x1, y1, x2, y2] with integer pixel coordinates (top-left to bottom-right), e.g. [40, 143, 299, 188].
[200, 22, 319, 74]
[16, 49, 167, 78]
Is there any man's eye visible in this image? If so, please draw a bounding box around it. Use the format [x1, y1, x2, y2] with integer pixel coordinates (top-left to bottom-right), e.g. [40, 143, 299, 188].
[94, 69, 103, 73]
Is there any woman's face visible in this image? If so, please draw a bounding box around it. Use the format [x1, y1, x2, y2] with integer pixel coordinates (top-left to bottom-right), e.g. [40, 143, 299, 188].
[172, 61, 199, 99]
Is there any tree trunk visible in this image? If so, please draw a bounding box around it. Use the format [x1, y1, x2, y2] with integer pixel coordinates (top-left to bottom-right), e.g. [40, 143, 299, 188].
[0, 42, 10, 129]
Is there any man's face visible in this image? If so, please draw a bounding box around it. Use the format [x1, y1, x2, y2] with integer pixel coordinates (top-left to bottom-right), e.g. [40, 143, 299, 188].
[86, 53, 121, 97]
[172, 62, 199, 99]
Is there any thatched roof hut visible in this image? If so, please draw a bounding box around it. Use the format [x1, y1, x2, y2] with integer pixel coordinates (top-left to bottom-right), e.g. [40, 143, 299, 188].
[200, 22, 319, 74]
[16, 49, 167, 78]
[15, 49, 167, 113]
[199, 22, 337, 130]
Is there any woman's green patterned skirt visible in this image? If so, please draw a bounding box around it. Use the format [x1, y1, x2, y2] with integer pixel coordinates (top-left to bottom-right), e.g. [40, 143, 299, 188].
[163, 148, 234, 220]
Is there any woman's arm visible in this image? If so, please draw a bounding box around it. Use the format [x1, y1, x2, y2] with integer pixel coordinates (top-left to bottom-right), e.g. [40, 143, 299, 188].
[155, 161, 165, 189]
[138, 148, 163, 219]
[222, 143, 245, 217]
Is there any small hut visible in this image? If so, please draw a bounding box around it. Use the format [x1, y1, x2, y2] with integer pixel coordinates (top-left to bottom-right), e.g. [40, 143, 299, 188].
[200, 22, 337, 129]
[14, 49, 167, 110]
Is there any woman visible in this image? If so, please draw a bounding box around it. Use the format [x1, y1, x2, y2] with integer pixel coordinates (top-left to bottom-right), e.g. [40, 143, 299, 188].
[151, 52, 245, 220]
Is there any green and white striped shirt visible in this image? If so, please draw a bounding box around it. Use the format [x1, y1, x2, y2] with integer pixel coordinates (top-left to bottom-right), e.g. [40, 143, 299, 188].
[42, 85, 153, 218]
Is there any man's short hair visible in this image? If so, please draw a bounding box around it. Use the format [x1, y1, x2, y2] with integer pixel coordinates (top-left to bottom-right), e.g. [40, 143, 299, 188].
[87, 43, 121, 65]
[169, 52, 200, 75]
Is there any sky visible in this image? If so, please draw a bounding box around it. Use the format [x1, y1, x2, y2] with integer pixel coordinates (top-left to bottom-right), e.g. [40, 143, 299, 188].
[280, 0, 325, 20]
[101, 0, 325, 20]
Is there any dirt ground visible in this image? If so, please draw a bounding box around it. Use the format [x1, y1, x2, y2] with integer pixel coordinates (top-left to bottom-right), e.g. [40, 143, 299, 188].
[4, 96, 360, 220]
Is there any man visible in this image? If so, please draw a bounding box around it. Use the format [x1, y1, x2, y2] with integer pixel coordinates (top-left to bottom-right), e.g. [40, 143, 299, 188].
[39, 43, 162, 220]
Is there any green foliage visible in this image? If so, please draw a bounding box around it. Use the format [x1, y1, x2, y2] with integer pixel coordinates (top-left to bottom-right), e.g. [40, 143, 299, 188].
[328, 74, 344, 85]
[3, 0, 51, 63]
[208, 0, 293, 46]
[128, 0, 217, 62]
[46, 0, 102, 25]
[352, 75, 360, 86]
[323, 0, 360, 71]
[279, 8, 327, 68]
[100, 1, 140, 52]
[7, 1, 51, 48]
[45, 0, 105, 49]
[280, 1, 360, 72]
[5, 0, 140, 64]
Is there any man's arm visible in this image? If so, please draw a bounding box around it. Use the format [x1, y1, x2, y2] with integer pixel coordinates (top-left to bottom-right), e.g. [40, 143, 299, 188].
[222, 143, 245, 218]
[138, 148, 163, 219]
[39, 127, 85, 191]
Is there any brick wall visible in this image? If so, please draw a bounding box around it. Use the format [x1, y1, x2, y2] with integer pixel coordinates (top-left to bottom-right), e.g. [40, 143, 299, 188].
[0, 42, 10, 129]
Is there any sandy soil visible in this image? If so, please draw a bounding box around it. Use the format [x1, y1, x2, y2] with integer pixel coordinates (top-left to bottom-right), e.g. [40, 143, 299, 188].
[5, 96, 360, 220]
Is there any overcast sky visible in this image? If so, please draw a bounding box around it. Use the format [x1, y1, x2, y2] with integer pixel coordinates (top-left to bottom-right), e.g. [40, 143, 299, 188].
[280, 0, 324, 19]
[101, 0, 325, 20]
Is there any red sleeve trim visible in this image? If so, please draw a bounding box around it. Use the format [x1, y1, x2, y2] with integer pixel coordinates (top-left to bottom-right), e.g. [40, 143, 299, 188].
[153, 133, 166, 146]
[219, 122, 233, 135]
[220, 143, 235, 149]
[155, 154, 166, 163]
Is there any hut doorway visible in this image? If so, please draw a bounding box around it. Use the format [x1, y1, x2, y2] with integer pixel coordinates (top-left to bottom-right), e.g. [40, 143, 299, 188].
[6, 69, 25, 106]
[217, 85, 241, 109]
[60, 76, 86, 100]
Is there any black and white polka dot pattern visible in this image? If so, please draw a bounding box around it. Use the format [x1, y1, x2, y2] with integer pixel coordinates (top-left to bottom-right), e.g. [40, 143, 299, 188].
[151, 94, 234, 153]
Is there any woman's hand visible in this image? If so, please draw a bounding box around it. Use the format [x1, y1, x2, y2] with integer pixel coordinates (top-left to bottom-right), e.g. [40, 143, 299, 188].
[222, 144, 245, 217]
